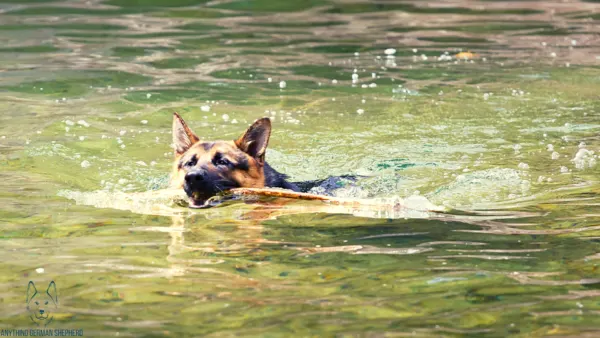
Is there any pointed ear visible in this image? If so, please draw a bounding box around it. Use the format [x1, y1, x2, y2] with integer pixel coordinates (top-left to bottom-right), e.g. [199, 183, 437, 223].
[172, 113, 199, 156]
[26, 281, 37, 303]
[235, 118, 271, 163]
[46, 281, 57, 304]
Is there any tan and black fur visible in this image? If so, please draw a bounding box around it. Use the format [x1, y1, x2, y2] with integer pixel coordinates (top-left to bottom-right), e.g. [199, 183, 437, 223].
[170, 113, 299, 207]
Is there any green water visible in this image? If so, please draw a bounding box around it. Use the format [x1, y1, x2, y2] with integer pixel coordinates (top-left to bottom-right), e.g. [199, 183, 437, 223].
[2, 0, 600, 336]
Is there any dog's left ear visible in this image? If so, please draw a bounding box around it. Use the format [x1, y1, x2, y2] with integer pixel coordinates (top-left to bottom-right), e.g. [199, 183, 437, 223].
[46, 281, 57, 305]
[235, 118, 271, 163]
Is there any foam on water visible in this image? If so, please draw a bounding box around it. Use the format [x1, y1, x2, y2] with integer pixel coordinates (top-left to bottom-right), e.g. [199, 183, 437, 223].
[429, 168, 530, 208]
[57, 186, 445, 220]
[2, 2, 600, 336]
[57, 189, 188, 217]
[571, 148, 596, 169]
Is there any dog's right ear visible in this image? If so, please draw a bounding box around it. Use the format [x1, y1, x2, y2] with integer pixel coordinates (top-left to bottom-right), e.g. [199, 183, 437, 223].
[26, 281, 37, 303]
[172, 113, 199, 156]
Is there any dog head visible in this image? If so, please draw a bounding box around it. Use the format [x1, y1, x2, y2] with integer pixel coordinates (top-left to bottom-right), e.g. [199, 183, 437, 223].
[26, 281, 57, 327]
[170, 113, 270, 207]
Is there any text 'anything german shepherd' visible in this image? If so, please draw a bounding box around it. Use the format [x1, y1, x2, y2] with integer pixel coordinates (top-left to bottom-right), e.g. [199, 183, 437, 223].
[170, 113, 302, 208]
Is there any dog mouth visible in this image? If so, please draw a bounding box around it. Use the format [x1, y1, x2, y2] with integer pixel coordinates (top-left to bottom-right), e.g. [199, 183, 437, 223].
[183, 183, 213, 208]
[188, 196, 209, 208]
[183, 179, 243, 208]
[187, 191, 217, 209]
[187, 191, 240, 209]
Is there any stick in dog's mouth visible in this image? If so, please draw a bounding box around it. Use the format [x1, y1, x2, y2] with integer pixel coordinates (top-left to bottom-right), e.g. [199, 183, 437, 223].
[187, 193, 239, 209]
[187, 188, 328, 209]
[188, 198, 209, 209]
[187, 191, 218, 209]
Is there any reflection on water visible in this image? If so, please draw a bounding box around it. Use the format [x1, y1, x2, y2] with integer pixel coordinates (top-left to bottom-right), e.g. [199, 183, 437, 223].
[1, 0, 600, 336]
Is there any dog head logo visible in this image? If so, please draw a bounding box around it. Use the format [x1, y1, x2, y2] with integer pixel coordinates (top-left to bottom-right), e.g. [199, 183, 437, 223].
[170, 113, 271, 207]
[26, 281, 57, 327]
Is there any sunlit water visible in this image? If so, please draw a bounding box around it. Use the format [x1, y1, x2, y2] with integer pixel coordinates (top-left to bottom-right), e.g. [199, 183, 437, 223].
[2, 0, 600, 336]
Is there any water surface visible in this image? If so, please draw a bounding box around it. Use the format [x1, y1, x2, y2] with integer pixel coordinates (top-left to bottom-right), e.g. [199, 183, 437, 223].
[1, 0, 600, 336]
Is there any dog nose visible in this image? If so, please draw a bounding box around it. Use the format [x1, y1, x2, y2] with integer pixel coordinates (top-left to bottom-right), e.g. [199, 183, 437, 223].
[39, 310, 44, 314]
[185, 170, 207, 183]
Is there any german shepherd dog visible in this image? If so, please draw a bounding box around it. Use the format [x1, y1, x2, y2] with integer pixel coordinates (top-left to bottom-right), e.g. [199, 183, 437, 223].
[170, 113, 302, 208]
[170, 113, 356, 208]
[26, 281, 57, 327]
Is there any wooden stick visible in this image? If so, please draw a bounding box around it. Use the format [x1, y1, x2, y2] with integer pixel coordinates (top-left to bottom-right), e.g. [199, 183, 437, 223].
[228, 188, 391, 208]
[227, 188, 448, 215]
[229, 188, 337, 202]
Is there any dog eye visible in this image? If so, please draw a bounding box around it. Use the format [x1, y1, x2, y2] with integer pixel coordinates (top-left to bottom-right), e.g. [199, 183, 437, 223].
[215, 158, 230, 166]
[185, 156, 197, 167]
[45, 301, 48, 305]
[35, 301, 39, 305]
